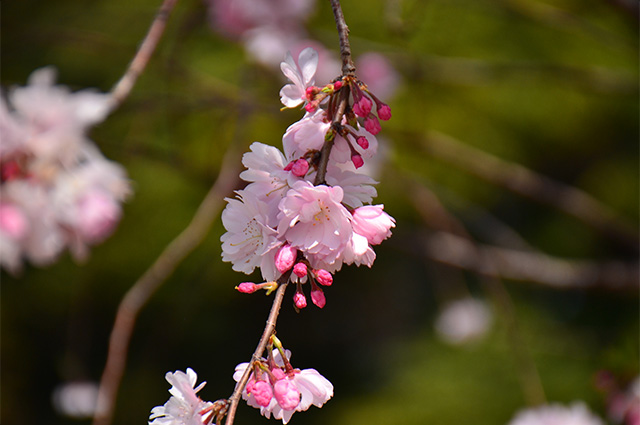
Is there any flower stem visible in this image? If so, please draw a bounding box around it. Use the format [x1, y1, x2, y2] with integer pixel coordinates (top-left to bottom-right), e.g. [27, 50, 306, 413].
[225, 274, 291, 425]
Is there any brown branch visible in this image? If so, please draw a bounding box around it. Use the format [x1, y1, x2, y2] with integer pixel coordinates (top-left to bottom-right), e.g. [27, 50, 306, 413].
[224, 277, 291, 425]
[330, 0, 356, 76]
[108, 0, 179, 109]
[421, 131, 639, 251]
[91, 149, 241, 425]
[424, 231, 639, 291]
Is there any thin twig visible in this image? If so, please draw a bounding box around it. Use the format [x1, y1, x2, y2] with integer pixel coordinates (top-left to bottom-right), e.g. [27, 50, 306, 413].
[108, 0, 179, 109]
[421, 131, 639, 251]
[225, 277, 291, 425]
[91, 149, 241, 425]
[330, 0, 356, 76]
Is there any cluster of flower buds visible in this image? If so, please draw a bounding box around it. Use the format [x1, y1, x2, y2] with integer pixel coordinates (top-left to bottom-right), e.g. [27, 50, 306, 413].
[0, 68, 130, 274]
[220, 48, 395, 308]
[233, 338, 333, 424]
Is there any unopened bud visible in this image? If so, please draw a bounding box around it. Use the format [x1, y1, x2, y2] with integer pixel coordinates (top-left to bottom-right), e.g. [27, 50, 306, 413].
[356, 136, 369, 150]
[311, 287, 326, 308]
[351, 154, 364, 169]
[283, 161, 294, 171]
[275, 244, 297, 273]
[293, 292, 307, 309]
[353, 95, 373, 117]
[291, 159, 309, 177]
[273, 379, 300, 410]
[333, 80, 343, 90]
[236, 282, 259, 293]
[252, 380, 274, 407]
[364, 116, 381, 135]
[377, 103, 392, 121]
[315, 269, 333, 286]
[293, 262, 307, 278]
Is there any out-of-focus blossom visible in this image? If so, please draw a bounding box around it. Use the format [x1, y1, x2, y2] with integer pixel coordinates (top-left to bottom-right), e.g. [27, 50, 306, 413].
[356, 52, 400, 100]
[435, 298, 492, 345]
[52, 381, 99, 419]
[507, 402, 606, 425]
[148, 368, 214, 425]
[0, 67, 130, 273]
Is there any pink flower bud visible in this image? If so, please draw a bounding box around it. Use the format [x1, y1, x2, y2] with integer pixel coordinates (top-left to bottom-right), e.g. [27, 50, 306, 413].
[304, 102, 317, 113]
[273, 379, 300, 410]
[351, 154, 364, 169]
[377, 103, 392, 121]
[305, 86, 317, 100]
[236, 282, 259, 293]
[291, 159, 309, 177]
[311, 287, 326, 308]
[77, 190, 120, 243]
[293, 292, 307, 309]
[333, 80, 343, 90]
[275, 244, 297, 273]
[0, 203, 28, 240]
[353, 95, 373, 117]
[246, 378, 257, 395]
[283, 161, 294, 171]
[252, 380, 274, 407]
[356, 136, 369, 150]
[293, 262, 307, 278]
[364, 116, 381, 135]
[271, 368, 286, 381]
[315, 269, 333, 286]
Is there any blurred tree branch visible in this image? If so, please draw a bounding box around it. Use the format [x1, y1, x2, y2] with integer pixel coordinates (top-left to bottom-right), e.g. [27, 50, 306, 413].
[92, 148, 241, 425]
[420, 131, 639, 252]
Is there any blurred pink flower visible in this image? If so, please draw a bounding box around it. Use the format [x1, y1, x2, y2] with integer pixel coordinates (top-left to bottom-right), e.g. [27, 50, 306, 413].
[508, 402, 605, 425]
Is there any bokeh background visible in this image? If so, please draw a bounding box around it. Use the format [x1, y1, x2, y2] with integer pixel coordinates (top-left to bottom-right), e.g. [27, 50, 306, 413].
[2, 0, 638, 424]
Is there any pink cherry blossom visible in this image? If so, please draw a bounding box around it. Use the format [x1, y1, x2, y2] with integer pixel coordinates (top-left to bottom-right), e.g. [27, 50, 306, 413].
[351, 204, 395, 245]
[277, 181, 352, 268]
[233, 349, 333, 424]
[310, 285, 326, 308]
[149, 368, 214, 425]
[324, 162, 378, 209]
[280, 47, 318, 108]
[364, 115, 381, 135]
[282, 109, 330, 160]
[220, 190, 281, 281]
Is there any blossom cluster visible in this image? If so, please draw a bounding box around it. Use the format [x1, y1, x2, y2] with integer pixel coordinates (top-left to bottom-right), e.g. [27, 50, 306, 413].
[220, 48, 395, 308]
[233, 349, 333, 424]
[0, 68, 130, 274]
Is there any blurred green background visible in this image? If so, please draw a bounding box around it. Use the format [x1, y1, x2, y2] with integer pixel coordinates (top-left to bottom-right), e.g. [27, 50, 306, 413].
[2, 0, 638, 424]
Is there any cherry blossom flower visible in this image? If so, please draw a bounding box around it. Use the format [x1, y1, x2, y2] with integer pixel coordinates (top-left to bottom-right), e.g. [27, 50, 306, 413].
[507, 402, 605, 425]
[233, 350, 333, 424]
[277, 180, 352, 268]
[149, 368, 214, 425]
[282, 109, 330, 160]
[220, 190, 281, 281]
[435, 298, 492, 345]
[280, 47, 319, 108]
[351, 205, 395, 245]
